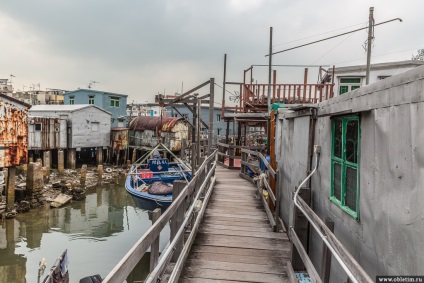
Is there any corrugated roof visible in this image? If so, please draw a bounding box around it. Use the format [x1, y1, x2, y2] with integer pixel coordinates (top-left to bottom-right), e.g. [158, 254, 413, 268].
[0, 93, 31, 108]
[30, 104, 111, 115]
[129, 116, 182, 132]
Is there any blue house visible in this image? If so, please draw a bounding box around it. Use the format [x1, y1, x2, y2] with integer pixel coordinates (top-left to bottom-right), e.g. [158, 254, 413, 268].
[63, 89, 128, 127]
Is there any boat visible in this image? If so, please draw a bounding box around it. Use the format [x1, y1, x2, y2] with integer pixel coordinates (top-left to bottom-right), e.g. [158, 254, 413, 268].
[125, 143, 192, 210]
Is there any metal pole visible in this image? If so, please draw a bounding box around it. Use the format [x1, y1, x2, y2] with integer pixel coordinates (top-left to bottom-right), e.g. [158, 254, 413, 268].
[267, 27, 273, 108]
[197, 98, 201, 165]
[222, 55, 227, 118]
[208, 78, 215, 154]
[366, 7, 374, 85]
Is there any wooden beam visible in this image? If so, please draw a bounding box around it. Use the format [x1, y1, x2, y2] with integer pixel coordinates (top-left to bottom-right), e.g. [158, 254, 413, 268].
[287, 262, 298, 283]
[320, 217, 334, 283]
[149, 208, 161, 272]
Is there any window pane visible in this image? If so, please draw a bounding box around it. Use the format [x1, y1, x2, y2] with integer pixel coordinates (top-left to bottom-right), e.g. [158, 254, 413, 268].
[116, 100, 120, 107]
[340, 86, 348, 94]
[340, 78, 361, 83]
[345, 166, 357, 212]
[333, 163, 342, 201]
[333, 119, 342, 158]
[346, 120, 358, 163]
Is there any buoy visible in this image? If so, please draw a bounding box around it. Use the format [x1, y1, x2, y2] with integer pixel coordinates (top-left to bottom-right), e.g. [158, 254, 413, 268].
[105, 167, 113, 173]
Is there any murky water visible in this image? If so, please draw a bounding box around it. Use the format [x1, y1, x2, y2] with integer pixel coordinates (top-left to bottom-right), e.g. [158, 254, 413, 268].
[0, 176, 169, 283]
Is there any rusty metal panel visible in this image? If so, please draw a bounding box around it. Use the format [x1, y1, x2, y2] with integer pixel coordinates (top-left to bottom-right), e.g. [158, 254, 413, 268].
[28, 117, 67, 150]
[128, 119, 189, 151]
[0, 95, 29, 167]
[111, 128, 128, 150]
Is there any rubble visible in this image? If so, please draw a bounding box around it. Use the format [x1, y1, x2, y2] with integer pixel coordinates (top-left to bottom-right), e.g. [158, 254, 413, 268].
[0, 164, 128, 217]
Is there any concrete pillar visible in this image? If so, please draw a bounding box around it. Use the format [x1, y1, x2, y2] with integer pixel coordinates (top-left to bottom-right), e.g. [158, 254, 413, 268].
[96, 147, 103, 165]
[68, 148, 76, 170]
[131, 148, 137, 163]
[80, 164, 87, 187]
[6, 167, 16, 212]
[116, 151, 120, 166]
[58, 150, 65, 175]
[126, 160, 131, 166]
[36, 158, 42, 165]
[43, 150, 51, 171]
[42, 167, 49, 183]
[27, 162, 44, 193]
[97, 165, 103, 184]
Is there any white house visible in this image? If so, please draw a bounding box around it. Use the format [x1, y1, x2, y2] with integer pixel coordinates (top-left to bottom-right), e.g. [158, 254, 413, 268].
[322, 60, 424, 96]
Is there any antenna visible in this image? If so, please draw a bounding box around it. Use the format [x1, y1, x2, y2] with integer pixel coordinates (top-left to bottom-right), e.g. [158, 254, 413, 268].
[88, 81, 99, 89]
[9, 74, 15, 84]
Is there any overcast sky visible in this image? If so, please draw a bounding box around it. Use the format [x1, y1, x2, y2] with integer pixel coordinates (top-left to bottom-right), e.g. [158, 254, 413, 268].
[1, 0, 423, 105]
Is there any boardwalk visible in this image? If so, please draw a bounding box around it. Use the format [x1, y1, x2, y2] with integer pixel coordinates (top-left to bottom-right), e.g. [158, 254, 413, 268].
[180, 166, 291, 282]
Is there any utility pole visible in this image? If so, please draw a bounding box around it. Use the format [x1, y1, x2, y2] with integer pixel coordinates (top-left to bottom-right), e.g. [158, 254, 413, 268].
[267, 27, 273, 107]
[267, 27, 273, 155]
[366, 7, 374, 85]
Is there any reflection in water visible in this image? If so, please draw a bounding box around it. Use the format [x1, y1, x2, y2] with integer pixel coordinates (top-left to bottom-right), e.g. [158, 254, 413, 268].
[0, 176, 169, 283]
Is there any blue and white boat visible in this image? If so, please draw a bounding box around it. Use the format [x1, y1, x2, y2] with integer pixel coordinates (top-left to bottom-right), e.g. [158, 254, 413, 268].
[125, 144, 192, 211]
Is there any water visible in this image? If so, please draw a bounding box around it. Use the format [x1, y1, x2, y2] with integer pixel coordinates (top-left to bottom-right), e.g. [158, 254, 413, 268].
[0, 176, 169, 283]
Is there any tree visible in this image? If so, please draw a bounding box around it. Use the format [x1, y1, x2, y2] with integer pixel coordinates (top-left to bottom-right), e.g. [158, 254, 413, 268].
[411, 49, 424, 60]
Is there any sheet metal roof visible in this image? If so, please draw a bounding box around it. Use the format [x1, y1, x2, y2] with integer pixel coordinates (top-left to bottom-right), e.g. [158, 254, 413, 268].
[30, 104, 111, 115]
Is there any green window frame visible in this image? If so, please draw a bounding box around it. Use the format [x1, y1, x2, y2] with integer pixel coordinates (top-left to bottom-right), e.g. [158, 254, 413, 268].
[88, 96, 95, 104]
[69, 96, 75, 105]
[339, 77, 361, 95]
[330, 115, 360, 220]
[110, 97, 120, 107]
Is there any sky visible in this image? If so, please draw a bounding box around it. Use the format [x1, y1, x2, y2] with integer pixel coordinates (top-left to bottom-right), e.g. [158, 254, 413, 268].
[1, 0, 423, 106]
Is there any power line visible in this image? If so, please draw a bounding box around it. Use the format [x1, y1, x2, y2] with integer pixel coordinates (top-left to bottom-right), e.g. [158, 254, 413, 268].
[311, 32, 357, 65]
[273, 21, 368, 47]
[267, 18, 402, 57]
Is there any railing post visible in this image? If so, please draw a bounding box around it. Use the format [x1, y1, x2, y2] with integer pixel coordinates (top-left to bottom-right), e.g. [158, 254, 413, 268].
[274, 169, 280, 232]
[229, 145, 234, 168]
[149, 208, 161, 272]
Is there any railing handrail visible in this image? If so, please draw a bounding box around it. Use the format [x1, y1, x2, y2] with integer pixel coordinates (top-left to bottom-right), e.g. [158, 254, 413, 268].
[292, 152, 373, 283]
[102, 150, 217, 282]
[241, 148, 276, 177]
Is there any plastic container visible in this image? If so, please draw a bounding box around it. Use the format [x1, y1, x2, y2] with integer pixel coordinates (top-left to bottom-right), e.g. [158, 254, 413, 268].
[139, 169, 153, 179]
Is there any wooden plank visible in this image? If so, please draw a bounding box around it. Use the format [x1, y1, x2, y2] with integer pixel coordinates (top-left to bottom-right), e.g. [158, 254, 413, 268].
[194, 234, 288, 251]
[191, 244, 289, 257]
[205, 208, 267, 218]
[201, 223, 272, 233]
[181, 268, 287, 283]
[149, 209, 161, 272]
[185, 259, 286, 275]
[199, 227, 289, 240]
[207, 203, 264, 212]
[202, 218, 271, 228]
[204, 212, 267, 221]
[188, 252, 290, 266]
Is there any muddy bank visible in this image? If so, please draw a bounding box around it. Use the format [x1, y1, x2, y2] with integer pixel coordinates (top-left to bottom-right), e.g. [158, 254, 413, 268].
[0, 164, 129, 218]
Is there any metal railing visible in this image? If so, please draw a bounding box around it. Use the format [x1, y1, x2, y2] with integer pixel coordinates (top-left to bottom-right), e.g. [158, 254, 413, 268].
[102, 150, 217, 283]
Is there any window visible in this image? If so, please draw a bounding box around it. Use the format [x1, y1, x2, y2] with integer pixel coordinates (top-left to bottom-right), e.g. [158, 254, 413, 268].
[89, 96, 94, 104]
[331, 116, 360, 219]
[110, 97, 120, 107]
[339, 78, 361, 95]
[35, 123, 42, 131]
[91, 122, 99, 132]
[217, 114, 221, 122]
[69, 96, 75, 105]
[118, 118, 124, 127]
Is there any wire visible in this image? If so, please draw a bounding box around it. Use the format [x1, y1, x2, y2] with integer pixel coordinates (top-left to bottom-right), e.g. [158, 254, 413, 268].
[311, 31, 357, 65]
[273, 21, 368, 47]
[214, 83, 238, 97]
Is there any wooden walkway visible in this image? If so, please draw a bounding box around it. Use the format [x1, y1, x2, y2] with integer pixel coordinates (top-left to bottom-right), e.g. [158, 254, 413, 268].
[180, 166, 291, 282]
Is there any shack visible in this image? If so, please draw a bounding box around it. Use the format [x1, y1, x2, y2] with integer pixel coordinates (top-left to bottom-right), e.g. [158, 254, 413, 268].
[29, 105, 111, 168]
[0, 93, 30, 212]
[28, 117, 67, 166]
[111, 127, 128, 165]
[275, 65, 424, 281]
[128, 116, 189, 160]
